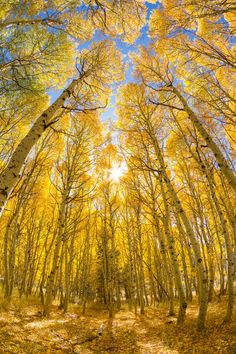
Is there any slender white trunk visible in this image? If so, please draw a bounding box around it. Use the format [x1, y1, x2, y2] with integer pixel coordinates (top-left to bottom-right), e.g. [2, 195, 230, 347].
[199, 162, 234, 322]
[0, 18, 61, 29]
[172, 87, 236, 193]
[145, 121, 208, 330]
[43, 190, 68, 316]
[0, 79, 78, 216]
[160, 181, 187, 323]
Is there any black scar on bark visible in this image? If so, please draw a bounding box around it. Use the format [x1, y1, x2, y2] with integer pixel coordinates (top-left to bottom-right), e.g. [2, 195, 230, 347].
[0, 189, 7, 196]
[42, 120, 47, 130]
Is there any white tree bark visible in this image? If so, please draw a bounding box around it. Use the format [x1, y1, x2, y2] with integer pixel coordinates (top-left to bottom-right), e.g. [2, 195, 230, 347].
[0, 78, 78, 216]
[145, 120, 209, 330]
[172, 87, 236, 193]
[0, 18, 61, 29]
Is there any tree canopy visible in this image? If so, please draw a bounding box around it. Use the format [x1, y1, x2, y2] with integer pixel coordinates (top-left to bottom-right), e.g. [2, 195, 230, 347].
[0, 0, 235, 345]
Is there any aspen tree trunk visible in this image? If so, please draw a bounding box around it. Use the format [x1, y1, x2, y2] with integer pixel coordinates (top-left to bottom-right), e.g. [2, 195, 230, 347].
[58, 247, 65, 309]
[80, 225, 88, 310]
[212, 202, 234, 321]
[218, 179, 236, 251]
[82, 244, 93, 314]
[19, 232, 31, 297]
[136, 204, 145, 314]
[61, 210, 74, 311]
[213, 225, 226, 297]
[197, 160, 234, 322]
[70, 223, 79, 303]
[152, 237, 167, 302]
[4, 222, 11, 301]
[160, 181, 187, 324]
[3, 199, 23, 300]
[197, 213, 214, 302]
[108, 210, 116, 317]
[40, 229, 56, 305]
[125, 215, 136, 312]
[133, 241, 140, 313]
[172, 87, 236, 193]
[75, 242, 84, 301]
[43, 191, 67, 316]
[99, 200, 109, 306]
[208, 255, 215, 302]
[0, 79, 79, 216]
[146, 238, 159, 305]
[146, 170, 176, 313]
[180, 240, 192, 301]
[174, 212, 195, 300]
[146, 122, 208, 330]
[102, 228, 109, 306]
[176, 122, 233, 306]
[0, 18, 63, 30]
[154, 215, 175, 314]
[27, 220, 43, 296]
[167, 265, 175, 316]
[8, 222, 20, 300]
[115, 275, 121, 310]
[63, 244, 70, 313]
[81, 238, 91, 314]
[182, 131, 234, 316]
[19, 213, 37, 297]
[182, 163, 216, 302]
[164, 173, 208, 330]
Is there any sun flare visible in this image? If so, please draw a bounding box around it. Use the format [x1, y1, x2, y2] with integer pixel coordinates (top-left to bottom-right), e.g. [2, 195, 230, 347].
[109, 162, 127, 182]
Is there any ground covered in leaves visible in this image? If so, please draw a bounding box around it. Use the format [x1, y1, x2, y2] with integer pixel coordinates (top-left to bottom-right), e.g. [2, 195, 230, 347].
[0, 298, 235, 353]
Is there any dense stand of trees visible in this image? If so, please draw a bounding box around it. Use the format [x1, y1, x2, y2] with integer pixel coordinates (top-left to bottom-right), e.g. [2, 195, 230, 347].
[0, 0, 235, 332]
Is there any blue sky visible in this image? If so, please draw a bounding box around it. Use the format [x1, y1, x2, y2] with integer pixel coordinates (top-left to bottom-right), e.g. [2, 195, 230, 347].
[48, 1, 160, 122]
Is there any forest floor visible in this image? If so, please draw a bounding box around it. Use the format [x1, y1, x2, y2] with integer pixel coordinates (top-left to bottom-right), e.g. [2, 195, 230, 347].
[0, 297, 235, 354]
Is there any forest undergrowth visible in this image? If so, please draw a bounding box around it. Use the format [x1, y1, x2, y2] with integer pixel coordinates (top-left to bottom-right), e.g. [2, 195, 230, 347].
[0, 295, 235, 354]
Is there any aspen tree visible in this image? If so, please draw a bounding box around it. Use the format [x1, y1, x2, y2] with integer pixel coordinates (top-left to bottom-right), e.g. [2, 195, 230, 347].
[0, 0, 147, 216]
[43, 113, 99, 315]
[0, 40, 123, 217]
[117, 83, 209, 330]
[171, 115, 235, 321]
